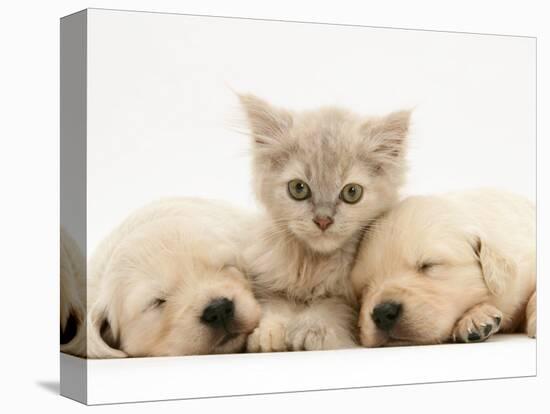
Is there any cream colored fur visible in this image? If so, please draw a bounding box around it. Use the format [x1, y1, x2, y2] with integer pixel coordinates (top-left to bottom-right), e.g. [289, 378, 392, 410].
[60, 227, 86, 356]
[239, 94, 411, 351]
[86, 198, 261, 358]
[351, 189, 536, 347]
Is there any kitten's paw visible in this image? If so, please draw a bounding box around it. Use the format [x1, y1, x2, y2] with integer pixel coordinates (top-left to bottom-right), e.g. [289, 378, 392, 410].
[452, 304, 502, 343]
[246, 318, 287, 353]
[286, 320, 327, 351]
[285, 320, 351, 351]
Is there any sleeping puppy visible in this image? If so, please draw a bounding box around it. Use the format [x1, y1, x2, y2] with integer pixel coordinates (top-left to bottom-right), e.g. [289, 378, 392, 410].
[351, 189, 536, 347]
[87, 198, 261, 358]
[60, 227, 87, 356]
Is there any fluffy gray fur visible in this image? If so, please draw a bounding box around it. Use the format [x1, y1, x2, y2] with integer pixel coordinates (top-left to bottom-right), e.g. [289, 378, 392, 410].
[239, 94, 411, 351]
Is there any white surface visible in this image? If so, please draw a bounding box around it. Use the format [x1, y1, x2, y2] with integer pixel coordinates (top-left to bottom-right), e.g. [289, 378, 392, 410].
[0, 0, 548, 413]
[86, 8, 535, 254]
[78, 334, 535, 405]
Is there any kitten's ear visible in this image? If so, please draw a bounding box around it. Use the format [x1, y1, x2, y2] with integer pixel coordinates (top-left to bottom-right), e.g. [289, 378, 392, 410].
[239, 94, 293, 147]
[361, 109, 411, 173]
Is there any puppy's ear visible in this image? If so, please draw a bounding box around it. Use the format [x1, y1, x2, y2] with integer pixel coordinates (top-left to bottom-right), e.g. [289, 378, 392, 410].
[60, 226, 87, 356]
[361, 109, 411, 174]
[87, 300, 127, 359]
[472, 236, 517, 296]
[60, 309, 87, 357]
[238, 93, 293, 150]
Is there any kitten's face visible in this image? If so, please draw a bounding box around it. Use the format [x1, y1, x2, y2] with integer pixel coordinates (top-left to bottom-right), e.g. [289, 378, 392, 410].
[240, 94, 410, 253]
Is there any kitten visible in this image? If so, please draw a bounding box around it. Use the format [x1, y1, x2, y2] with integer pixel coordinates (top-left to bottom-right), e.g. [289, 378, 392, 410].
[239, 94, 411, 351]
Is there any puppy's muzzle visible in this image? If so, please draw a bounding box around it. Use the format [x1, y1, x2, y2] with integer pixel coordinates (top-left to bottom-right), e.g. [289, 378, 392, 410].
[372, 301, 402, 331]
[200, 297, 235, 329]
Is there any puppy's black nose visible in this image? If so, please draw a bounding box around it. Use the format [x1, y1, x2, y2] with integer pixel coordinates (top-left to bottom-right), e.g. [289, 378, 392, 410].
[201, 298, 234, 328]
[372, 301, 402, 331]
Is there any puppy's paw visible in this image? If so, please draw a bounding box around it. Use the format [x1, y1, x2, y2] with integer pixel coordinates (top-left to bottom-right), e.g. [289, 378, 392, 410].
[452, 304, 502, 343]
[525, 291, 536, 338]
[246, 318, 287, 353]
[526, 315, 536, 338]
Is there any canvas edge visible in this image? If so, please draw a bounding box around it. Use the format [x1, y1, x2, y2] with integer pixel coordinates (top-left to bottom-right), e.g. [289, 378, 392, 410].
[60, 8, 88, 405]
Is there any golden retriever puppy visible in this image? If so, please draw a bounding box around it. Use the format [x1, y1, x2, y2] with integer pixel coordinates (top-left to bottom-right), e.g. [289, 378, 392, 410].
[86, 198, 261, 358]
[351, 189, 536, 347]
[60, 227, 87, 356]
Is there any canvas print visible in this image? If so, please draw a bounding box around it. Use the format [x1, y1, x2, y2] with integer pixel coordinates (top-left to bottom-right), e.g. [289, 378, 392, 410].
[60, 8, 536, 404]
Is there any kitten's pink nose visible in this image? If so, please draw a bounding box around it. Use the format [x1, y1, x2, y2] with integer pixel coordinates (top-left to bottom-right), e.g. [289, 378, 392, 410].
[313, 215, 334, 231]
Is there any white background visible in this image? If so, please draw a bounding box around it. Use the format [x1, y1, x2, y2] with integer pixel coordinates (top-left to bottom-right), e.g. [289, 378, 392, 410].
[0, 0, 548, 413]
[87, 9, 535, 252]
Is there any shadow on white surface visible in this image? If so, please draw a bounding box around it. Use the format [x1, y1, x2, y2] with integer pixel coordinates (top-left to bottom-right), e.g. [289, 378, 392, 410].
[36, 380, 60, 395]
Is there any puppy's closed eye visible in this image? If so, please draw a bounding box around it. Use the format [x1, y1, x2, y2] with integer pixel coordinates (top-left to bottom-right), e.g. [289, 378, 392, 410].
[147, 298, 167, 311]
[417, 262, 441, 273]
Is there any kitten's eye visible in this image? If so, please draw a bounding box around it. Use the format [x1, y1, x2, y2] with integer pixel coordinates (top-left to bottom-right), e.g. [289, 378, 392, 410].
[340, 183, 363, 204]
[288, 179, 311, 201]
